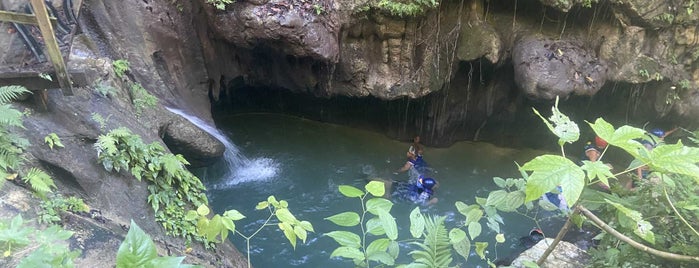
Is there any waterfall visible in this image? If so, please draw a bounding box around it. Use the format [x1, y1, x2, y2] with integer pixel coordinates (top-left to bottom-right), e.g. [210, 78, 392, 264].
[166, 107, 278, 187]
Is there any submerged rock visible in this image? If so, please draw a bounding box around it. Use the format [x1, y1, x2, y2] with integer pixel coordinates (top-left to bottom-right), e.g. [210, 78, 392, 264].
[509, 238, 590, 268]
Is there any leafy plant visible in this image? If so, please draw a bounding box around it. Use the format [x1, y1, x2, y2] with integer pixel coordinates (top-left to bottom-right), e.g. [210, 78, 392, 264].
[94, 127, 208, 245]
[21, 168, 56, 198]
[44, 133, 64, 150]
[38, 73, 52, 81]
[93, 81, 117, 98]
[639, 69, 650, 79]
[186, 197, 313, 268]
[112, 59, 130, 78]
[38, 194, 89, 224]
[313, 4, 324, 15]
[129, 83, 158, 116]
[91, 113, 111, 132]
[0, 214, 80, 267]
[375, 0, 439, 17]
[206, 0, 235, 10]
[116, 220, 196, 268]
[0, 85, 31, 182]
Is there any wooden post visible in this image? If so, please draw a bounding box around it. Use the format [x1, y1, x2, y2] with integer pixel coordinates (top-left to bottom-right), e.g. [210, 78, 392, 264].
[0, 10, 58, 25]
[29, 0, 73, 95]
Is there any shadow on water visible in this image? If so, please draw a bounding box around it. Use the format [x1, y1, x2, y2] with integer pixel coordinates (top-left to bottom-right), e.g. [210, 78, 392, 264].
[191, 112, 571, 267]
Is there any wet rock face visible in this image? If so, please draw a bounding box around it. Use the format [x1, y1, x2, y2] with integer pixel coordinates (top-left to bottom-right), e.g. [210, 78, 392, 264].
[162, 115, 226, 167]
[510, 238, 590, 267]
[513, 36, 608, 100]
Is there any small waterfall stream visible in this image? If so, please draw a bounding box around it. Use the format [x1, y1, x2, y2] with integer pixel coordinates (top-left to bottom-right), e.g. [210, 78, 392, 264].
[166, 107, 278, 187]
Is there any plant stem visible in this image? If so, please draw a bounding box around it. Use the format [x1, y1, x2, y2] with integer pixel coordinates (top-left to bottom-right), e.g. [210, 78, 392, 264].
[360, 194, 369, 267]
[536, 206, 578, 265]
[578, 205, 699, 262]
[663, 187, 699, 238]
[236, 207, 277, 268]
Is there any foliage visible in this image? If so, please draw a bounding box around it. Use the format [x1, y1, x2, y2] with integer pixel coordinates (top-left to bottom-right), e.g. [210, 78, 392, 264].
[38, 73, 52, 81]
[375, 0, 439, 17]
[0, 214, 80, 267]
[405, 215, 453, 267]
[93, 81, 117, 98]
[91, 113, 111, 132]
[94, 127, 208, 245]
[44, 133, 64, 150]
[130, 83, 158, 116]
[112, 59, 130, 78]
[206, 0, 235, 10]
[186, 197, 313, 268]
[0, 85, 31, 183]
[21, 168, 56, 198]
[38, 194, 89, 224]
[116, 220, 197, 268]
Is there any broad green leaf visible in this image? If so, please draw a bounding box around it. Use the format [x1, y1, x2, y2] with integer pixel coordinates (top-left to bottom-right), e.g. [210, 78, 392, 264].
[366, 181, 386, 197]
[487, 217, 501, 233]
[465, 208, 483, 226]
[455, 202, 479, 217]
[522, 155, 585, 205]
[267, 196, 280, 206]
[581, 160, 614, 187]
[325, 212, 360, 227]
[330, 246, 365, 261]
[279, 222, 297, 249]
[299, 220, 315, 232]
[116, 220, 158, 268]
[294, 225, 308, 243]
[367, 238, 391, 255]
[532, 98, 579, 144]
[450, 229, 470, 262]
[499, 191, 526, 212]
[223, 210, 245, 221]
[276, 208, 298, 224]
[475, 242, 488, 260]
[468, 222, 482, 240]
[255, 201, 269, 210]
[339, 185, 364, 198]
[495, 233, 506, 243]
[196, 204, 210, 216]
[493, 177, 507, 188]
[378, 210, 398, 240]
[587, 119, 646, 158]
[485, 190, 508, 208]
[388, 240, 400, 258]
[648, 142, 699, 181]
[368, 251, 395, 265]
[366, 198, 393, 215]
[366, 217, 386, 235]
[409, 207, 425, 238]
[325, 231, 361, 248]
[571, 213, 584, 229]
[184, 210, 198, 221]
[634, 220, 655, 244]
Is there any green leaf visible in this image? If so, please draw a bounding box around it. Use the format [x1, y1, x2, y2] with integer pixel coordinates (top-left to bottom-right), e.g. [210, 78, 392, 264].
[255, 201, 269, 210]
[330, 246, 365, 261]
[366, 217, 386, 235]
[495, 233, 506, 243]
[366, 198, 393, 215]
[366, 180, 386, 197]
[367, 238, 391, 255]
[388, 240, 400, 259]
[465, 208, 483, 226]
[367, 251, 395, 265]
[587, 119, 646, 158]
[455, 202, 479, 217]
[648, 142, 699, 181]
[493, 177, 507, 188]
[522, 155, 585, 205]
[581, 160, 614, 187]
[522, 260, 540, 268]
[279, 222, 297, 249]
[223, 209, 246, 221]
[485, 190, 508, 208]
[339, 185, 364, 198]
[499, 191, 526, 212]
[276, 208, 298, 224]
[378, 210, 398, 240]
[468, 222, 482, 240]
[451, 229, 471, 262]
[532, 97, 579, 144]
[448, 228, 466, 244]
[325, 212, 360, 227]
[116, 220, 158, 268]
[184, 210, 198, 221]
[294, 225, 308, 243]
[299, 220, 315, 232]
[409, 207, 425, 238]
[196, 204, 210, 216]
[475, 242, 488, 260]
[325, 231, 361, 248]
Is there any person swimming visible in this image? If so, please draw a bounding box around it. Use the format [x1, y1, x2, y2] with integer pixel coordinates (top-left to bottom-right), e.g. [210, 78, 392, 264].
[391, 176, 438, 206]
[395, 149, 428, 175]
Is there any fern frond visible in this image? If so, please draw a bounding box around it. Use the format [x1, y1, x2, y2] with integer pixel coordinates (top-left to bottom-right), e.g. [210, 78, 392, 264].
[0, 104, 25, 128]
[109, 127, 133, 138]
[94, 134, 118, 156]
[160, 154, 183, 177]
[0, 150, 21, 171]
[23, 168, 56, 196]
[409, 215, 453, 268]
[0, 85, 30, 104]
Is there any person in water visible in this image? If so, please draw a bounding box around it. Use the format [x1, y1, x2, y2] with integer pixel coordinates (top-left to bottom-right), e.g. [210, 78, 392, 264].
[395, 149, 427, 174]
[582, 142, 612, 191]
[389, 176, 439, 206]
[409, 135, 424, 157]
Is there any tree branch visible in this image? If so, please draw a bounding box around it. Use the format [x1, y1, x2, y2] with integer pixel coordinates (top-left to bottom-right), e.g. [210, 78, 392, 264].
[536, 207, 578, 265]
[578, 205, 699, 263]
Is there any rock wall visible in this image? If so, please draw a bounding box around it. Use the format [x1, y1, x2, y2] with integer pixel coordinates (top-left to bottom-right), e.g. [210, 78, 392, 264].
[202, 0, 699, 145]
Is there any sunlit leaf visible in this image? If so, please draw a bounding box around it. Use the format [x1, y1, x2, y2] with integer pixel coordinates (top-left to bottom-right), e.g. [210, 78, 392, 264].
[581, 160, 614, 187]
[378, 210, 398, 240]
[276, 208, 298, 224]
[499, 191, 526, 212]
[587, 119, 646, 158]
[450, 228, 470, 262]
[495, 233, 506, 243]
[325, 231, 361, 248]
[116, 220, 157, 268]
[223, 210, 245, 221]
[299, 220, 315, 232]
[485, 190, 508, 208]
[648, 142, 699, 181]
[255, 201, 269, 210]
[294, 225, 308, 243]
[475, 242, 488, 260]
[367, 238, 391, 256]
[410, 207, 425, 238]
[465, 208, 483, 226]
[325, 212, 360, 227]
[339, 185, 364, 198]
[366, 180, 386, 197]
[366, 198, 393, 215]
[532, 97, 579, 144]
[196, 204, 210, 216]
[367, 251, 394, 265]
[366, 217, 386, 235]
[279, 222, 297, 249]
[522, 155, 585, 205]
[468, 222, 482, 240]
[330, 246, 365, 261]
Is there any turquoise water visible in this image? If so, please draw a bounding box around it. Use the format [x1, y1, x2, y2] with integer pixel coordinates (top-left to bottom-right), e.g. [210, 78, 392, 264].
[199, 113, 564, 267]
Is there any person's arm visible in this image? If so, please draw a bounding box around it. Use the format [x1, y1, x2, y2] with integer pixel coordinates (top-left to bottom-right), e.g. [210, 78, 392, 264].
[396, 162, 411, 173]
[663, 127, 679, 138]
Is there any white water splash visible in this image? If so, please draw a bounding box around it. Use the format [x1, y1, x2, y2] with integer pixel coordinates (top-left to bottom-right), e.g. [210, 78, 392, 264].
[166, 107, 278, 187]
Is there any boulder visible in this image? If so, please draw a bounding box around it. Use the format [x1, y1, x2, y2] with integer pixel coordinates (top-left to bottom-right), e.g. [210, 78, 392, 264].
[510, 238, 590, 268]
